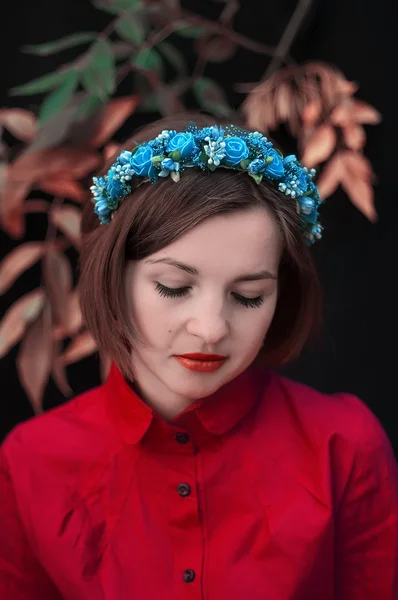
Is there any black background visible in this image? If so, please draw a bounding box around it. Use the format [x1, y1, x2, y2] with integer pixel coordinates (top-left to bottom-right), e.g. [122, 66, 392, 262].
[1, 0, 397, 453]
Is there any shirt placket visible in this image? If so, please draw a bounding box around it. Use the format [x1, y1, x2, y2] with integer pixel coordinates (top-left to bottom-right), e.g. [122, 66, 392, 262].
[166, 427, 206, 600]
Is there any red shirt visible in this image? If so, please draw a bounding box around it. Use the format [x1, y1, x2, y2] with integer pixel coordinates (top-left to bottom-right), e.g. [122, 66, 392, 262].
[1, 362, 398, 600]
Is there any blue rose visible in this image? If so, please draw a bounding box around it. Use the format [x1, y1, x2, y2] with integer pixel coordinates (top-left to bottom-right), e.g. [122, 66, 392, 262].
[166, 132, 196, 159]
[264, 149, 285, 179]
[223, 137, 249, 166]
[106, 169, 124, 199]
[129, 145, 156, 178]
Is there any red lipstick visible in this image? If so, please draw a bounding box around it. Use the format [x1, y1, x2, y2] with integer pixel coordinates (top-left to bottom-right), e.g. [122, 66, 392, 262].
[174, 353, 227, 372]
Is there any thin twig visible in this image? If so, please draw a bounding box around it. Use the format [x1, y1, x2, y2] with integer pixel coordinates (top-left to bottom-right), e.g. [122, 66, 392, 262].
[263, 0, 314, 79]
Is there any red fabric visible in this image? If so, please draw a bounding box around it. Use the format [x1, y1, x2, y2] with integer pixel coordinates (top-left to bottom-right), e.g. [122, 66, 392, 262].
[1, 362, 398, 600]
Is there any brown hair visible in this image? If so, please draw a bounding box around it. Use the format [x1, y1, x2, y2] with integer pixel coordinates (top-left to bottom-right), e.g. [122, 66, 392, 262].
[79, 111, 322, 380]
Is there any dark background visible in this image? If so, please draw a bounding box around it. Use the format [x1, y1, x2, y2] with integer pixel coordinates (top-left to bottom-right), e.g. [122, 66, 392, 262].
[1, 0, 397, 453]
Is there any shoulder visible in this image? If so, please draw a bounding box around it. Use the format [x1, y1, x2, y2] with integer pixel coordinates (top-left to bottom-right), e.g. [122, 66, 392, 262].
[265, 370, 392, 452]
[1, 382, 118, 480]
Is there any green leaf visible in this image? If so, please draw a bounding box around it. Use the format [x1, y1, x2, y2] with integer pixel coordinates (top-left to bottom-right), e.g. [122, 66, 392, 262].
[136, 93, 158, 113]
[240, 159, 251, 169]
[115, 15, 145, 44]
[38, 70, 79, 125]
[193, 77, 232, 118]
[175, 22, 205, 38]
[91, 0, 139, 14]
[21, 32, 97, 56]
[151, 155, 165, 164]
[157, 41, 186, 74]
[168, 150, 181, 161]
[9, 71, 69, 96]
[132, 47, 163, 73]
[248, 172, 263, 184]
[75, 94, 105, 121]
[265, 155, 273, 164]
[81, 39, 116, 100]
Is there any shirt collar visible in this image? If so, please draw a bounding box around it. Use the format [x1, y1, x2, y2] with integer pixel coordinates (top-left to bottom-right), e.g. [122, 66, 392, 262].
[103, 361, 267, 445]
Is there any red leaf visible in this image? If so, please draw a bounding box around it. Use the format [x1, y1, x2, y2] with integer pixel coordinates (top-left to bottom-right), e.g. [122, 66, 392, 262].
[341, 173, 377, 223]
[0, 289, 45, 359]
[52, 288, 83, 340]
[301, 125, 337, 168]
[16, 301, 53, 413]
[351, 100, 382, 125]
[330, 102, 354, 127]
[0, 109, 37, 143]
[104, 143, 121, 160]
[334, 78, 359, 97]
[0, 242, 45, 294]
[317, 153, 344, 199]
[39, 179, 86, 202]
[52, 340, 73, 398]
[50, 205, 82, 248]
[340, 152, 377, 222]
[301, 101, 321, 128]
[88, 96, 139, 148]
[343, 151, 375, 182]
[61, 330, 97, 365]
[43, 249, 73, 327]
[342, 124, 366, 150]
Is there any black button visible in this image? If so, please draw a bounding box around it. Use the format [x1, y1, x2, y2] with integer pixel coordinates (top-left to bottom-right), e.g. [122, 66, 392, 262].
[177, 483, 191, 497]
[175, 432, 190, 444]
[183, 569, 195, 583]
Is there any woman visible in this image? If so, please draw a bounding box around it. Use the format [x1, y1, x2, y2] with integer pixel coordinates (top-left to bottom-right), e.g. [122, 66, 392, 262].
[1, 112, 397, 599]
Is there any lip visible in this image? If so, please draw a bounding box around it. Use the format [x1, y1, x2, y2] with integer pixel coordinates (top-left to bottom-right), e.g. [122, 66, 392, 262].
[174, 356, 226, 372]
[176, 353, 226, 360]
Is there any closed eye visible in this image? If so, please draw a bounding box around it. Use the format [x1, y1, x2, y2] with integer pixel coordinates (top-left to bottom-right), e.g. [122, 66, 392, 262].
[154, 283, 264, 308]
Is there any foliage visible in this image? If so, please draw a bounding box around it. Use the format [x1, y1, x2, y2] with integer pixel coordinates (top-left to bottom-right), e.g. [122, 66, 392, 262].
[0, 0, 382, 411]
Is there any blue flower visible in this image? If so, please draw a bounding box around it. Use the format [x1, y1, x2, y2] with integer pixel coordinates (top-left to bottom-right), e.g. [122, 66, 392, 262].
[223, 137, 249, 166]
[166, 132, 196, 158]
[94, 199, 112, 223]
[264, 149, 285, 179]
[158, 157, 181, 180]
[106, 169, 124, 199]
[298, 197, 318, 224]
[247, 159, 265, 174]
[129, 145, 156, 178]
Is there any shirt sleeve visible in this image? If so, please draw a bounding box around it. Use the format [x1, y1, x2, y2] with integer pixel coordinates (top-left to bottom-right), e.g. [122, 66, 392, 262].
[335, 405, 398, 599]
[0, 439, 63, 599]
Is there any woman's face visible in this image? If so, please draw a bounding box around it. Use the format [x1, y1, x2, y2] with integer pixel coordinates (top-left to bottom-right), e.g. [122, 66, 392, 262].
[124, 207, 282, 417]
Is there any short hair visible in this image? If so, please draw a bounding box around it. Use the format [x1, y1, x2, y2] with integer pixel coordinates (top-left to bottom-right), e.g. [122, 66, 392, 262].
[79, 111, 322, 380]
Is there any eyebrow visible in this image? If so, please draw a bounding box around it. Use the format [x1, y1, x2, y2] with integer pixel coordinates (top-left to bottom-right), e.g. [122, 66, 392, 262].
[145, 257, 277, 283]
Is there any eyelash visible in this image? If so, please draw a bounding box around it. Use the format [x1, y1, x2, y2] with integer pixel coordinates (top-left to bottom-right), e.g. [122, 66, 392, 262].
[154, 283, 264, 309]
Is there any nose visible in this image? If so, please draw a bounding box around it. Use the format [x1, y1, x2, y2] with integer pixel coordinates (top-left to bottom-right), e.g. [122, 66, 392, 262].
[186, 296, 229, 345]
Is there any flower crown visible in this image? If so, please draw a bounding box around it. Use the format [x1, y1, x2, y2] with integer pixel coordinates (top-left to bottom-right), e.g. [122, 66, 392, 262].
[90, 122, 323, 244]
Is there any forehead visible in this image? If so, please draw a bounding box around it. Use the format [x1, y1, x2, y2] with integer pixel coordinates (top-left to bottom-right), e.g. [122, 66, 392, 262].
[146, 208, 281, 272]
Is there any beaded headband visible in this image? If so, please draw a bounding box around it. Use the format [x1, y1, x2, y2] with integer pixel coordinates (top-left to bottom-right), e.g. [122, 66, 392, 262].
[90, 122, 323, 244]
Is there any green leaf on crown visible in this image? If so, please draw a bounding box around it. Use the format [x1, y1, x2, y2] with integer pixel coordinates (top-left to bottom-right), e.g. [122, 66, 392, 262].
[248, 172, 263, 184]
[199, 150, 208, 164]
[265, 156, 274, 164]
[208, 163, 218, 172]
[151, 155, 165, 164]
[168, 150, 181, 161]
[240, 159, 251, 169]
